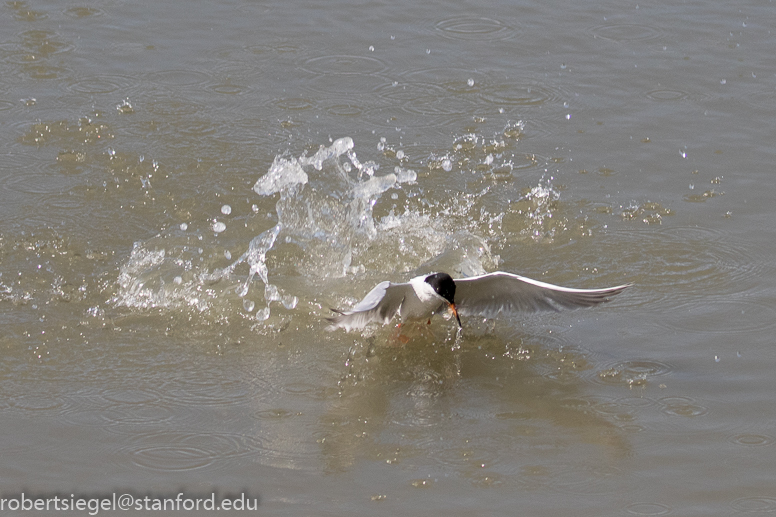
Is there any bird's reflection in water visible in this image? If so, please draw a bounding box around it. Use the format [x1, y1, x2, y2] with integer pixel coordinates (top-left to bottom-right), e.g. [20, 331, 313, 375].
[319, 322, 630, 479]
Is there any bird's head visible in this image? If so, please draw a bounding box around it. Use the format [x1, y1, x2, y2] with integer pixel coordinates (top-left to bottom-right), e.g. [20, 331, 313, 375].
[424, 272, 462, 327]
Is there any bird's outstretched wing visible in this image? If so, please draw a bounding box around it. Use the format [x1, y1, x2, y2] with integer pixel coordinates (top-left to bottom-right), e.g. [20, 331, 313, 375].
[454, 272, 630, 318]
[326, 281, 413, 331]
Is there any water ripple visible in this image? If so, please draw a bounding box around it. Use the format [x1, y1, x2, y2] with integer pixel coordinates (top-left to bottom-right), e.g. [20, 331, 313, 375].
[301, 55, 388, 76]
[123, 430, 263, 472]
[599, 226, 767, 309]
[592, 360, 673, 388]
[728, 433, 774, 447]
[624, 502, 672, 515]
[730, 497, 776, 512]
[645, 89, 689, 101]
[589, 24, 664, 42]
[145, 69, 212, 87]
[434, 16, 519, 41]
[67, 74, 140, 95]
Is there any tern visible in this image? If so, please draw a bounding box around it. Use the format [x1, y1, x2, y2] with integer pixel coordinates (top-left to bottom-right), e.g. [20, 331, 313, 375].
[327, 272, 630, 331]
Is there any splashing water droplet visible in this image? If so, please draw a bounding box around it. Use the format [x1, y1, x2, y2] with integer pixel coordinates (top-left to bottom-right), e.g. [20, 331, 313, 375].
[221, 204, 232, 215]
[212, 221, 226, 233]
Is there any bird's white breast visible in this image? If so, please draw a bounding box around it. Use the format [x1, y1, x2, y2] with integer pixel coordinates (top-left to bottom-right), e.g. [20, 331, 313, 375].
[409, 275, 443, 303]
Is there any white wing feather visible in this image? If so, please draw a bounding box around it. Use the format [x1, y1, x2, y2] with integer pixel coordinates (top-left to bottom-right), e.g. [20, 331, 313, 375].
[326, 281, 413, 331]
[455, 272, 630, 318]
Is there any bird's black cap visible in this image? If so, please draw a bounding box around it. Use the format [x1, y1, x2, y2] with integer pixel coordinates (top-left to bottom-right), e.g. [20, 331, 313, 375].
[424, 272, 456, 304]
[425, 273, 462, 327]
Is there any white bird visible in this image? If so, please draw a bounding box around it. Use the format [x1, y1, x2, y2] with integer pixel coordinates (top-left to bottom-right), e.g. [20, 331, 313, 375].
[327, 272, 630, 332]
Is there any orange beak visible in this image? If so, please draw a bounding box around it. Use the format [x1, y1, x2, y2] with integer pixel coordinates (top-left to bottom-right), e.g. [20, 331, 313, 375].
[449, 303, 462, 328]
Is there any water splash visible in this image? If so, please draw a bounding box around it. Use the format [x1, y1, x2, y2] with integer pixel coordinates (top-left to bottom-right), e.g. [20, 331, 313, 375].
[229, 137, 418, 319]
[111, 134, 555, 325]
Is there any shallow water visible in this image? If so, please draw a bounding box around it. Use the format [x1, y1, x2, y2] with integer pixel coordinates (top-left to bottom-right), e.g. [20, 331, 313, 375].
[2, 0, 776, 515]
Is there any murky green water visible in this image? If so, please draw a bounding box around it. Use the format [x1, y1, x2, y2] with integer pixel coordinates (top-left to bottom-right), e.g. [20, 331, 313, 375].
[2, 0, 776, 515]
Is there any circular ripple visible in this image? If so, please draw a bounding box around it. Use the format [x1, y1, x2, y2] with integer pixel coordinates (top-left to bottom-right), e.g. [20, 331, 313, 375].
[67, 74, 139, 94]
[595, 226, 767, 309]
[62, 407, 124, 428]
[301, 55, 387, 76]
[403, 67, 490, 94]
[10, 392, 68, 412]
[208, 82, 250, 95]
[590, 24, 664, 42]
[435, 17, 518, 41]
[125, 431, 261, 472]
[146, 69, 211, 87]
[163, 377, 256, 407]
[273, 97, 315, 111]
[101, 387, 163, 405]
[731, 497, 776, 512]
[479, 82, 565, 107]
[326, 103, 363, 117]
[659, 396, 708, 418]
[657, 299, 776, 335]
[645, 89, 688, 101]
[625, 502, 672, 515]
[729, 433, 773, 447]
[593, 360, 673, 387]
[375, 81, 463, 118]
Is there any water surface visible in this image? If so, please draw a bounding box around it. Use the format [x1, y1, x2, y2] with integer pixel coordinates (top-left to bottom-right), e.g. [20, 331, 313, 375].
[2, 0, 776, 515]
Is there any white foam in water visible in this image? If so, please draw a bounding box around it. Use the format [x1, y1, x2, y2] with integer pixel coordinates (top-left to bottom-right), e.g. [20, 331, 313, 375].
[111, 135, 544, 325]
[235, 137, 419, 319]
[253, 155, 308, 196]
